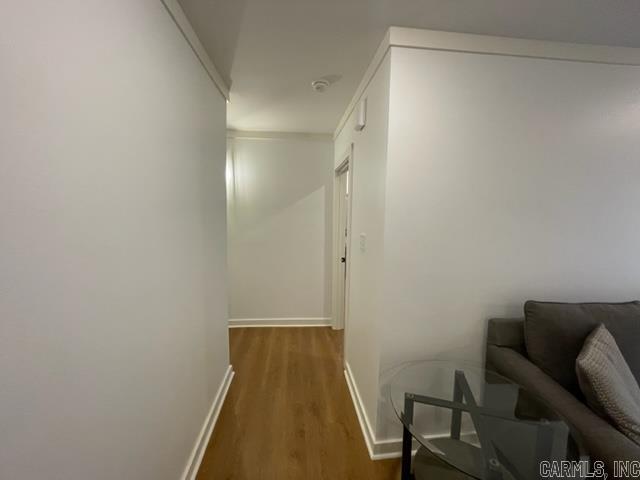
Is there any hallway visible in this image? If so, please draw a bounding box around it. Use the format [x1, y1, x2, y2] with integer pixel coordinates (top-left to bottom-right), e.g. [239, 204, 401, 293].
[196, 328, 400, 479]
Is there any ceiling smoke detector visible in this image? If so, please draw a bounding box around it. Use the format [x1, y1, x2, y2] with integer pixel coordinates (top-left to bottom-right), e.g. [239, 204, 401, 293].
[311, 79, 330, 93]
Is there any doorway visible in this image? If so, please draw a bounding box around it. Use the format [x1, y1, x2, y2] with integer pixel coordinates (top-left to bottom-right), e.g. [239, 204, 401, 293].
[332, 147, 353, 345]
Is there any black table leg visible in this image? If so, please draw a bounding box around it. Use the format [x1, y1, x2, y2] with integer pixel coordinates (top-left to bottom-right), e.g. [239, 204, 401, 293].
[451, 373, 463, 440]
[402, 394, 415, 480]
[402, 425, 413, 480]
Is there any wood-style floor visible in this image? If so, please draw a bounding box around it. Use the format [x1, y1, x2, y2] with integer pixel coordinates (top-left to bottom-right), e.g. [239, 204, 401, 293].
[197, 327, 400, 480]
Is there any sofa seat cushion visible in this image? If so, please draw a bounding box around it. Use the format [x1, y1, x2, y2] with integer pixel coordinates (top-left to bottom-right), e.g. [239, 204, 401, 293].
[576, 324, 640, 445]
[524, 301, 640, 396]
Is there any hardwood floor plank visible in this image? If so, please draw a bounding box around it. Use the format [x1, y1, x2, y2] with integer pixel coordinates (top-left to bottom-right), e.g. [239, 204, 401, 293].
[197, 327, 400, 480]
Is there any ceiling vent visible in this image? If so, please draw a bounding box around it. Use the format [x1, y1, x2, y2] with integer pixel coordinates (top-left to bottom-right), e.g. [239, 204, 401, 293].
[311, 79, 330, 93]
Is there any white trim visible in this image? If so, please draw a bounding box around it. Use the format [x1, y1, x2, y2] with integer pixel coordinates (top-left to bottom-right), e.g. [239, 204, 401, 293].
[181, 365, 235, 480]
[389, 26, 640, 66]
[334, 26, 640, 138]
[331, 145, 354, 332]
[344, 362, 377, 458]
[344, 362, 406, 459]
[361, 433, 479, 461]
[228, 317, 332, 328]
[227, 129, 332, 141]
[160, 0, 230, 100]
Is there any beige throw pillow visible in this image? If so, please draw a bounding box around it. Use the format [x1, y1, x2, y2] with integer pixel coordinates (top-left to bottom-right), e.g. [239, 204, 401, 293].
[576, 324, 640, 445]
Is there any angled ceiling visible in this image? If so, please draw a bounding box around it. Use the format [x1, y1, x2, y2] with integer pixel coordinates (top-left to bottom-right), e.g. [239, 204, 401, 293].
[178, 0, 640, 134]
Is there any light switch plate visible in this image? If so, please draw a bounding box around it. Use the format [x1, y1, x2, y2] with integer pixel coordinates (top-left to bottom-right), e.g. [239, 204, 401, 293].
[359, 233, 366, 252]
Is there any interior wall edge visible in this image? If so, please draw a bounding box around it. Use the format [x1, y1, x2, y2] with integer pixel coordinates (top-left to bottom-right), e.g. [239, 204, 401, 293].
[334, 25, 640, 139]
[160, 0, 230, 99]
[227, 129, 333, 141]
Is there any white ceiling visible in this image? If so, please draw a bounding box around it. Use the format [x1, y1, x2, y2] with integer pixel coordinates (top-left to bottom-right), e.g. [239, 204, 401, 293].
[178, 0, 640, 134]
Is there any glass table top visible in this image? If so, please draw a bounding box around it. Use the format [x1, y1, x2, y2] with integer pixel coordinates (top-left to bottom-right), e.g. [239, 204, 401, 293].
[388, 360, 583, 480]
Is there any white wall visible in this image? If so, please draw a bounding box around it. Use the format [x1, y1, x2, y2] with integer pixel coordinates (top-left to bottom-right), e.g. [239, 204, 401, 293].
[227, 136, 333, 322]
[0, 2, 229, 479]
[376, 46, 640, 438]
[334, 52, 391, 437]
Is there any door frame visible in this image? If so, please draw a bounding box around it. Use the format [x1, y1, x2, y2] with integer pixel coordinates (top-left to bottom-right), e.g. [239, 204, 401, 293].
[332, 144, 354, 332]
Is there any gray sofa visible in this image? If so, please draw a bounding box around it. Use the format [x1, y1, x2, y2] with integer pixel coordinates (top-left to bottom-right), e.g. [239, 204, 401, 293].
[486, 301, 640, 473]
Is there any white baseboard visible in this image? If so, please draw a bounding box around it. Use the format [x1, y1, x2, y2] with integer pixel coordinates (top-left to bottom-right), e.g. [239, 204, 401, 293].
[343, 362, 378, 458]
[344, 363, 409, 460]
[344, 362, 474, 460]
[181, 365, 235, 480]
[344, 362, 408, 459]
[228, 317, 332, 328]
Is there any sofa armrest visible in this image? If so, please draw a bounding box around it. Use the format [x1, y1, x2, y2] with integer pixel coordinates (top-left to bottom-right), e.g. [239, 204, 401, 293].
[487, 344, 640, 470]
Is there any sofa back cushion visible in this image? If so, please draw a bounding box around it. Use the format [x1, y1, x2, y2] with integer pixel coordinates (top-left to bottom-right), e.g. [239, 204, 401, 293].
[524, 301, 640, 396]
[487, 318, 526, 354]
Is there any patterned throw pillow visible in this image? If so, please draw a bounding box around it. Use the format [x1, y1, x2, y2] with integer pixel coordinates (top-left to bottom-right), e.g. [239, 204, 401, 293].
[576, 324, 640, 445]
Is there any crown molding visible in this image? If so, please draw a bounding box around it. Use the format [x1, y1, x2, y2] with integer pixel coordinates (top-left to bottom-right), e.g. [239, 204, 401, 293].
[389, 27, 640, 66]
[333, 30, 391, 140]
[161, 0, 230, 100]
[227, 129, 332, 141]
[334, 26, 640, 139]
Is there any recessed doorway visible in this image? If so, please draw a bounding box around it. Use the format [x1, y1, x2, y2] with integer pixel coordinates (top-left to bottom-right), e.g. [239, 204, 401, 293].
[332, 146, 353, 358]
